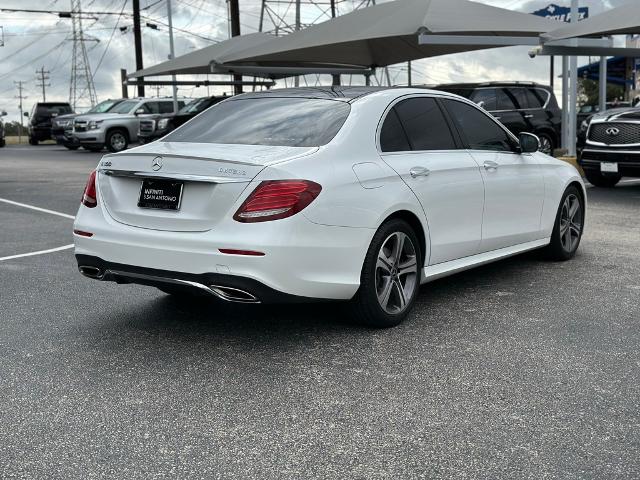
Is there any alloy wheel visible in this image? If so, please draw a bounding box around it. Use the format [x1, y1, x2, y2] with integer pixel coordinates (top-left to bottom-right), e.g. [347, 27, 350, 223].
[539, 135, 553, 155]
[110, 132, 126, 151]
[559, 194, 582, 252]
[375, 232, 418, 314]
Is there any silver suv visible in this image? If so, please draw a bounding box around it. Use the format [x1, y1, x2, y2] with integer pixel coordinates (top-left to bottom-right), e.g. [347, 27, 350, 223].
[73, 97, 187, 152]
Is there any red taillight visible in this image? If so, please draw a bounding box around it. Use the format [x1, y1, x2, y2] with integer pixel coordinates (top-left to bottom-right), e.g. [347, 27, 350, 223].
[233, 180, 322, 223]
[81, 170, 97, 208]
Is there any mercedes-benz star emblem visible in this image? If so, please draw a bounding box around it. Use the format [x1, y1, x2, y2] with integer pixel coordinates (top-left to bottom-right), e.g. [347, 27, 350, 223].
[606, 127, 620, 136]
[151, 156, 163, 171]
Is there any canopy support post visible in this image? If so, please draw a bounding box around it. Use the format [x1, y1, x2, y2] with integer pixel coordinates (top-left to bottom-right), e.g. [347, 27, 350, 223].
[599, 56, 607, 112]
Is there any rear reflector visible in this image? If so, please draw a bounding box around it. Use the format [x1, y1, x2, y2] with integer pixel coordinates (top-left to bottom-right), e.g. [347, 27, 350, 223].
[219, 248, 265, 256]
[233, 180, 322, 223]
[73, 229, 93, 237]
[81, 170, 97, 208]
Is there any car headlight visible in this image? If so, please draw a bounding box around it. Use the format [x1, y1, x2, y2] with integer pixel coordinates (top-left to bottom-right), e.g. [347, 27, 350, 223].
[88, 120, 103, 130]
[580, 120, 589, 132]
[157, 118, 169, 130]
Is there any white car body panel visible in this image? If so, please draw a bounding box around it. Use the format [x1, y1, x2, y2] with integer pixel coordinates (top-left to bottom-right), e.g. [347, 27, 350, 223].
[73, 88, 585, 302]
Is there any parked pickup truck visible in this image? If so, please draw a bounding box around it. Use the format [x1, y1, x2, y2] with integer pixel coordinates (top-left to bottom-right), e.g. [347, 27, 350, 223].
[72, 97, 187, 152]
[138, 95, 227, 143]
[579, 106, 640, 187]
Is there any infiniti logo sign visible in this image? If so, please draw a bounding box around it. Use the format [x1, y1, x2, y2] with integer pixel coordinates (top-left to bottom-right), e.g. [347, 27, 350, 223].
[606, 127, 620, 136]
[151, 156, 163, 171]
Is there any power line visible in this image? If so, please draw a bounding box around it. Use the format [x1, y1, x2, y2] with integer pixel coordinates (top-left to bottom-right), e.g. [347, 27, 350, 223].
[35, 66, 51, 102]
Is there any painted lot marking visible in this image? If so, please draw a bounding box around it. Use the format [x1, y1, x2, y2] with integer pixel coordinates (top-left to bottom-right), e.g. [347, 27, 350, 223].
[0, 197, 75, 262]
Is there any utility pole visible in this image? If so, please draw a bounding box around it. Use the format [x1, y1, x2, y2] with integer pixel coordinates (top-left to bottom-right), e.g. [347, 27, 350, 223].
[133, 0, 145, 97]
[228, 0, 242, 94]
[166, 0, 178, 112]
[14, 80, 27, 144]
[35, 66, 50, 102]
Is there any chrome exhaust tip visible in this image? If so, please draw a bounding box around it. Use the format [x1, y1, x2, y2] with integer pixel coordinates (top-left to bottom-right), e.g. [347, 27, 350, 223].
[209, 285, 260, 303]
[78, 265, 103, 279]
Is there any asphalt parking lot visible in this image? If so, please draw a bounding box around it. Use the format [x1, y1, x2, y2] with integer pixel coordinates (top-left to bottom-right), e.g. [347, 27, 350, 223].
[1, 144, 639, 479]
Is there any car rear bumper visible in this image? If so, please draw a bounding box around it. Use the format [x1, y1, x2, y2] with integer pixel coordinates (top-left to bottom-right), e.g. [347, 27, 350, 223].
[73, 203, 374, 301]
[580, 148, 640, 176]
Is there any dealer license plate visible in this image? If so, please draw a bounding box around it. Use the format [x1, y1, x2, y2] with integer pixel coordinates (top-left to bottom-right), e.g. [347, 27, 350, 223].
[600, 162, 619, 173]
[137, 179, 183, 210]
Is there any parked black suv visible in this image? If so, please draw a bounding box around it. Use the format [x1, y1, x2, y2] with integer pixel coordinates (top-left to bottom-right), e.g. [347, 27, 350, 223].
[138, 95, 227, 143]
[0, 110, 7, 148]
[434, 82, 561, 155]
[27, 102, 73, 145]
[579, 106, 640, 187]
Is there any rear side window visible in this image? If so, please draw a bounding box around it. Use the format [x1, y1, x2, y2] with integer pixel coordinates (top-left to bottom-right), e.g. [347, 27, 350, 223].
[527, 89, 546, 108]
[510, 88, 529, 109]
[496, 89, 516, 110]
[164, 97, 350, 147]
[443, 99, 514, 152]
[380, 109, 411, 152]
[393, 98, 456, 151]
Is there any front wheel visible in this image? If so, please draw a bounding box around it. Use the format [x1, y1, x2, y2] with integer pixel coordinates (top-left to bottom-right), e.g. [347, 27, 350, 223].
[585, 170, 621, 188]
[350, 219, 421, 328]
[106, 129, 129, 153]
[546, 186, 585, 261]
[29, 137, 38, 146]
[64, 144, 80, 151]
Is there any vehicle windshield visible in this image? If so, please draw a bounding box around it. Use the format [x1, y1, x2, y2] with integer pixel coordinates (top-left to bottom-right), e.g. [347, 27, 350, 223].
[37, 104, 72, 116]
[107, 100, 139, 114]
[88, 100, 122, 114]
[178, 97, 213, 114]
[164, 97, 351, 147]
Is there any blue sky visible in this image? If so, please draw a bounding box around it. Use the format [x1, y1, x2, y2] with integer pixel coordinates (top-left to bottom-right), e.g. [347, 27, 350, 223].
[0, 0, 630, 123]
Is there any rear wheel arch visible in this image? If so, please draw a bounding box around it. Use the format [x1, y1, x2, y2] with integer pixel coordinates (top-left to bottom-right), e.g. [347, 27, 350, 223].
[380, 210, 428, 269]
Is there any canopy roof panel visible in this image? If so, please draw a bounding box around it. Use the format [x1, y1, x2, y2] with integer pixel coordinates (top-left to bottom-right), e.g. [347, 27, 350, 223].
[222, 0, 561, 68]
[543, 2, 640, 41]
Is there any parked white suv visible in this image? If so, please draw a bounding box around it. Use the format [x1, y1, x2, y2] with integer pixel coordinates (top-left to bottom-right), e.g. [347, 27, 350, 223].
[73, 97, 188, 152]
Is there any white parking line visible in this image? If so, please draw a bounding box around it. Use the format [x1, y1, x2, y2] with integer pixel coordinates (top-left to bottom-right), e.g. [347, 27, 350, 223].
[0, 244, 74, 262]
[0, 198, 75, 220]
[0, 197, 75, 262]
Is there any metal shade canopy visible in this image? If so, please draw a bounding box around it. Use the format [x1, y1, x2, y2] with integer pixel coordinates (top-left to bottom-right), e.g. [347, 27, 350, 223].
[221, 0, 561, 68]
[128, 33, 276, 78]
[543, 2, 640, 41]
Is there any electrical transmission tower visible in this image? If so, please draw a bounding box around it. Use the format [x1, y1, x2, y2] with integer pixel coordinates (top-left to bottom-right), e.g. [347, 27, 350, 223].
[69, 0, 98, 110]
[36, 66, 51, 102]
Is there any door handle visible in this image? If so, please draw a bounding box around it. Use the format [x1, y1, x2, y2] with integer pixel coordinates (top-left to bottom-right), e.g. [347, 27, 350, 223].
[409, 167, 430, 178]
[523, 114, 534, 119]
[483, 160, 499, 170]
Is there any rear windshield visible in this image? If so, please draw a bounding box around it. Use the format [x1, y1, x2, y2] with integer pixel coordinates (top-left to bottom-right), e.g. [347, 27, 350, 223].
[37, 104, 72, 116]
[164, 97, 351, 147]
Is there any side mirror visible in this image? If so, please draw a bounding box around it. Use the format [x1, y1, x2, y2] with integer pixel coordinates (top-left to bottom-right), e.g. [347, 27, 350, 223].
[24, 112, 29, 117]
[519, 132, 540, 153]
[135, 108, 145, 115]
[0, 111, 7, 117]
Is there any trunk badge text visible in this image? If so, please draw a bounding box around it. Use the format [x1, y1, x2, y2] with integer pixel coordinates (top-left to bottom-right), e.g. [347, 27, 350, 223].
[152, 156, 163, 171]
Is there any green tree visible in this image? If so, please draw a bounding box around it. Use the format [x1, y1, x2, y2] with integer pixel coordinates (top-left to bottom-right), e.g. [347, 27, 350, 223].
[578, 78, 624, 106]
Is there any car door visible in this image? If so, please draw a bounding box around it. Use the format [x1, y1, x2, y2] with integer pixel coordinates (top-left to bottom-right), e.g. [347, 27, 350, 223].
[442, 98, 545, 252]
[378, 96, 485, 265]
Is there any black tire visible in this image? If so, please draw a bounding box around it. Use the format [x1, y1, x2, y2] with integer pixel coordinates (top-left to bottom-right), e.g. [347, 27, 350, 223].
[546, 185, 585, 261]
[83, 145, 104, 152]
[537, 132, 555, 155]
[350, 219, 422, 328]
[29, 137, 38, 146]
[64, 144, 80, 151]
[585, 170, 621, 188]
[106, 128, 129, 153]
[0, 138, 5, 148]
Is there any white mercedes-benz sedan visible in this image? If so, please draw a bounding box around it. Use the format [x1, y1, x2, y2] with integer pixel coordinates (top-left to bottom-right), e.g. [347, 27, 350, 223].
[74, 87, 585, 327]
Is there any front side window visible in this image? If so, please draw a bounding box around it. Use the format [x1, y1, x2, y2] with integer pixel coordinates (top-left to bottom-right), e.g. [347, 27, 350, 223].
[158, 102, 175, 114]
[89, 100, 121, 114]
[164, 97, 351, 147]
[471, 89, 497, 111]
[443, 99, 515, 152]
